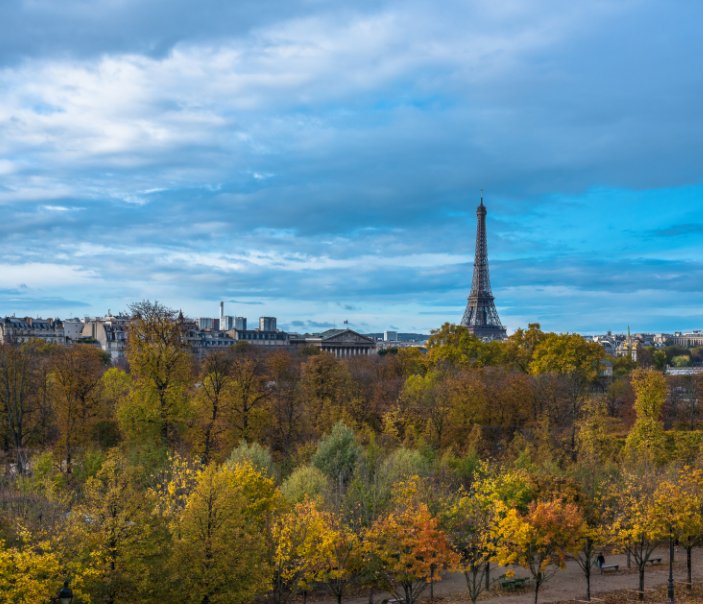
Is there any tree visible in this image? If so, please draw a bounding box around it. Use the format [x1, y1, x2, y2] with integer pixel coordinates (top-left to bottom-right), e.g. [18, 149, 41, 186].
[229, 353, 269, 442]
[652, 468, 703, 592]
[170, 462, 272, 604]
[0, 342, 43, 474]
[281, 465, 330, 505]
[227, 439, 274, 477]
[493, 499, 586, 604]
[0, 528, 64, 604]
[363, 483, 458, 604]
[529, 333, 605, 459]
[501, 323, 547, 372]
[318, 512, 362, 604]
[271, 499, 337, 604]
[400, 370, 451, 449]
[425, 323, 497, 369]
[623, 368, 668, 466]
[124, 300, 192, 448]
[301, 354, 354, 436]
[312, 421, 361, 507]
[571, 466, 610, 602]
[266, 350, 304, 460]
[192, 351, 234, 464]
[69, 450, 166, 603]
[50, 344, 108, 474]
[441, 482, 496, 603]
[607, 471, 667, 600]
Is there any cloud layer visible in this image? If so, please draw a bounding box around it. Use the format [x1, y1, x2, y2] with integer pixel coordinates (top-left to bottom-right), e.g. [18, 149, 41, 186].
[1, 0, 702, 333]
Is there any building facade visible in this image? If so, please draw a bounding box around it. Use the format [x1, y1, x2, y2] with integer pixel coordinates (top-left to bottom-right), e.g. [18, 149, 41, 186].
[0, 317, 66, 345]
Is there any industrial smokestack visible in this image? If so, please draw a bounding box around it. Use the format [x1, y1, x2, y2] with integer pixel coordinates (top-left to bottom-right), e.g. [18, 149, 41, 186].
[220, 301, 224, 324]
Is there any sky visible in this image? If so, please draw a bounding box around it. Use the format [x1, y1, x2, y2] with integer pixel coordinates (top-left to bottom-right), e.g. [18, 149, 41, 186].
[0, 0, 702, 335]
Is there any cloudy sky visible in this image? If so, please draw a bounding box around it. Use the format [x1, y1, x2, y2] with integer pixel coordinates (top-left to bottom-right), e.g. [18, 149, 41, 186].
[0, 0, 702, 334]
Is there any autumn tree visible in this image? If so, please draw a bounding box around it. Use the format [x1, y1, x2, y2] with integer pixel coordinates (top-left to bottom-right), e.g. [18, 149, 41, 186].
[0, 529, 65, 604]
[271, 499, 337, 604]
[607, 471, 667, 600]
[50, 344, 108, 474]
[266, 350, 304, 460]
[0, 342, 44, 474]
[529, 333, 605, 459]
[493, 499, 586, 604]
[623, 368, 668, 466]
[441, 481, 496, 603]
[301, 354, 354, 436]
[229, 352, 269, 441]
[652, 468, 703, 592]
[572, 465, 611, 602]
[170, 462, 273, 604]
[124, 300, 192, 448]
[69, 450, 166, 603]
[318, 512, 362, 604]
[400, 369, 451, 449]
[363, 480, 458, 604]
[192, 351, 234, 463]
[425, 323, 498, 369]
[501, 323, 547, 372]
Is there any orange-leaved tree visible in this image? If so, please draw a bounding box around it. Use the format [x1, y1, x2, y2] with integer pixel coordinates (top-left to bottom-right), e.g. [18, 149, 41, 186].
[493, 499, 586, 604]
[363, 478, 458, 604]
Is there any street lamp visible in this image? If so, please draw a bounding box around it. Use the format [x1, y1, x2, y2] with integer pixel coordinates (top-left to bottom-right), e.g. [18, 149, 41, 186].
[668, 528, 675, 604]
[58, 580, 73, 604]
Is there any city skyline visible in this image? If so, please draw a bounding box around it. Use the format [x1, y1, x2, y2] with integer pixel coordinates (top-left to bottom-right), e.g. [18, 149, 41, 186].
[1, 1, 702, 334]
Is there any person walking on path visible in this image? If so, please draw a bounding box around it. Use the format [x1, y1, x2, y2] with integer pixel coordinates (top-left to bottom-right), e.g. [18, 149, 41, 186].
[597, 552, 606, 574]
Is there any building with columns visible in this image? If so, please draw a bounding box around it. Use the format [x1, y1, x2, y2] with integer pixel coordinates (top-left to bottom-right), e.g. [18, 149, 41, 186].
[290, 328, 376, 357]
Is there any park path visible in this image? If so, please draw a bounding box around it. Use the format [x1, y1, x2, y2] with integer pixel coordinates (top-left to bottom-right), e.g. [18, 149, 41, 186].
[314, 548, 703, 604]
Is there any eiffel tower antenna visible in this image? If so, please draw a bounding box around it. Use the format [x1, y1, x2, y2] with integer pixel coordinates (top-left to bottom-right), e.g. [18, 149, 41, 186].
[460, 193, 506, 340]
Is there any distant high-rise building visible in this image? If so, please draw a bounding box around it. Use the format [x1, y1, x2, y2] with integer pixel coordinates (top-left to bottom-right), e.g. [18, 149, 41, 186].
[384, 330, 399, 342]
[460, 195, 507, 340]
[259, 316, 277, 331]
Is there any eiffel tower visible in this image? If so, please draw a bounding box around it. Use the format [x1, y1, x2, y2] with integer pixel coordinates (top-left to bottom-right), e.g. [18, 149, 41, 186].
[460, 195, 507, 340]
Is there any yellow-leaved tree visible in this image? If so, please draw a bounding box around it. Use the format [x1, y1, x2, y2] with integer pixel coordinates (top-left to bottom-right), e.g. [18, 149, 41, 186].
[170, 461, 276, 604]
[652, 467, 703, 592]
[623, 368, 668, 466]
[441, 477, 496, 604]
[271, 499, 336, 604]
[122, 300, 192, 449]
[317, 511, 362, 604]
[606, 470, 667, 600]
[68, 449, 166, 603]
[493, 499, 586, 604]
[0, 528, 66, 604]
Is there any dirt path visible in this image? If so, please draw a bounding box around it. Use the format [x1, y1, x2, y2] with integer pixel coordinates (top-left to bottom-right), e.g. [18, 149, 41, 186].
[320, 548, 703, 604]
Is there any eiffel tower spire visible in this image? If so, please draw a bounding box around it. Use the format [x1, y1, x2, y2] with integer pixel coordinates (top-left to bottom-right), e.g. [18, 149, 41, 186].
[460, 194, 506, 339]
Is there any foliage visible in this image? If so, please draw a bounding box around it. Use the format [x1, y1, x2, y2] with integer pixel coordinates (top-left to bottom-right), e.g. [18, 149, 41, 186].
[228, 439, 275, 477]
[170, 462, 272, 604]
[281, 465, 330, 505]
[623, 368, 668, 466]
[363, 481, 459, 604]
[0, 529, 65, 604]
[493, 499, 586, 604]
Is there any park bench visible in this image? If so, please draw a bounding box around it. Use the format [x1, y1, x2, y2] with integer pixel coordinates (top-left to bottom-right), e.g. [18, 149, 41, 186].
[498, 575, 531, 590]
[646, 557, 662, 565]
[601, 564, 619, 573]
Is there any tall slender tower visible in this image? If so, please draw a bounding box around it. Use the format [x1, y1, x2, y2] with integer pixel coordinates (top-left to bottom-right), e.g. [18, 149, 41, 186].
[460, 195, 507, 339]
